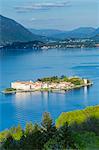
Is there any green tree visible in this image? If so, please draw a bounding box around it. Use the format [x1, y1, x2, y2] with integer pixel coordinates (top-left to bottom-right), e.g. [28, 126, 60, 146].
[20, 124, 44, 150]
[2, 133, 14, 150]
[41, 112, 53, 131]
[10, 124, 23, 140]
[58, 122, 77, 149]
[41, 112, 57, 145]
[44, 137, 63, 150]
[25, 122, 34, 135]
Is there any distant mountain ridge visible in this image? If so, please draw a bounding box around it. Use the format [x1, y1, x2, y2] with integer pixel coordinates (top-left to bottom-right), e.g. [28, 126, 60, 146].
[29, 29, 64, 37]
[30, 27, 99, 39]
[0, 15, 43, 45]
[0, 15, 99, 46]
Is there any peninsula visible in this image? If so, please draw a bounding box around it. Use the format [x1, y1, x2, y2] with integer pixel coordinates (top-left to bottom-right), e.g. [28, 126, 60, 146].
[3, 76, 93, 94]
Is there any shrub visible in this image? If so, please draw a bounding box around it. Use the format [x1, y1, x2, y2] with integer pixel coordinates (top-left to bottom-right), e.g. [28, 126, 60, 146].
[10, 124, 23, 140]
[73, 132, 99, 149]
[5, 88, 16, 92]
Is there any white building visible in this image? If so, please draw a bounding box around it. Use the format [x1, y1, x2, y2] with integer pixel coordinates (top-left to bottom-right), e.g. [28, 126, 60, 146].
[11, 81, 35, 90]
[83, 79, 88, 85]
[31, 82, 42, 90]
[49, 83, 57, 89]
[42, 83, 48, 88]
[11, 81, 49, 90]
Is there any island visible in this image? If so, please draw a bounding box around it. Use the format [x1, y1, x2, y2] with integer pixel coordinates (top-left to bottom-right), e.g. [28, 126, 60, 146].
[2, 76, 93, 94]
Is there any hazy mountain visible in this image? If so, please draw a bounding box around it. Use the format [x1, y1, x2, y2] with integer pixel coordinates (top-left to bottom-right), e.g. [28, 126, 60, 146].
[0, 15, 98, 46]
[90, 28, 99, 42]
[0, 15, 43, 45]
[91, 28, 99, 37]
[29, 29, 64, 37]
[30, 27, 99, 40]
[51, 27, 96, 39]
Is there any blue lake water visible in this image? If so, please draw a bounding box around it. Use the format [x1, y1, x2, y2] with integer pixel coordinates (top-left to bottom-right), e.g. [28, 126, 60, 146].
[0, 48, 99, 131]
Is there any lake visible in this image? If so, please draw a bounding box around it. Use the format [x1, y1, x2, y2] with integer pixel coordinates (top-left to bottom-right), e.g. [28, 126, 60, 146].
[0, 48, 99, 131]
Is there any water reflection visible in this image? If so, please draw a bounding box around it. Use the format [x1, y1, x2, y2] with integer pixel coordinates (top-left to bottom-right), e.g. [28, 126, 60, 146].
[84, 86, 88, 97]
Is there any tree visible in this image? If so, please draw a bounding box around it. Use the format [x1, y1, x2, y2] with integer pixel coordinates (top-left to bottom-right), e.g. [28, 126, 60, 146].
[41, 112, 53, 131]
[10, 124, 23, 140]
[41, 112, 56, 144]
[58, 122, 77, 149]
[44, 138, 63, 150]
[25, 122, 34, 135]
[2, 133, 14, 150]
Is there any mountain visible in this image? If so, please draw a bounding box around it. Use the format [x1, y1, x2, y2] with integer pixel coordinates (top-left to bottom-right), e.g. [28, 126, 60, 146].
[30, 27, 99, 40]
[51, 27, 96, 39]
[0, 15, 98, 46]
[90, 28, 99, 42]
[91, 28, 99, 37]
[0, 15, 43, 45]
[29, 29, 64, 37]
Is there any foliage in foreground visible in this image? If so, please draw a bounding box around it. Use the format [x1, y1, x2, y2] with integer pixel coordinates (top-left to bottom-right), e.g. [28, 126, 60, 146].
[0, 105, 99, 150]
[56, 105, 99, 129]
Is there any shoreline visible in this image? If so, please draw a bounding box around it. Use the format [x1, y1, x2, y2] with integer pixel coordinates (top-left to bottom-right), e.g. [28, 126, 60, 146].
[2, 82, 93, 94]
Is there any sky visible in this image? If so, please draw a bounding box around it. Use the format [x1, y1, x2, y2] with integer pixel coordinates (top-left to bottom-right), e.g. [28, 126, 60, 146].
[0, 0, 99, 30]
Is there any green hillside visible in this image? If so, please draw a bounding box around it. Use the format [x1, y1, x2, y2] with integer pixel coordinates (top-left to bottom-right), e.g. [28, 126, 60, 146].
[56, 105, 99, 128]
[0, 15, 41, 45]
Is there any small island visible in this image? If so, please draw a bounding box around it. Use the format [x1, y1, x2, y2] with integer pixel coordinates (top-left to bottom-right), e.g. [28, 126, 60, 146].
[3, 76, 93, 94]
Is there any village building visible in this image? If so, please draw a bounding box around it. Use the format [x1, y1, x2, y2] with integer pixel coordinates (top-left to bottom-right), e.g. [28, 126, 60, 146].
[83, 79, 88, 85]
[11, 79, 89, 91]
[11, 81, 42, 90]
[32, 82, 42, 90]
[11, 81, 32, 90]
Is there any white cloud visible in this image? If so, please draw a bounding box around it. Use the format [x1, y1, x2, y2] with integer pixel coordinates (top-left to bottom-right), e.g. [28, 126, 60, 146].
[31, 18, 36, 21]
[15, 1, 71, 12]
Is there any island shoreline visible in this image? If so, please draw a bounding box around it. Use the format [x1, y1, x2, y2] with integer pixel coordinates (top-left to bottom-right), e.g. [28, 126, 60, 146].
[2, 82, 93, 94]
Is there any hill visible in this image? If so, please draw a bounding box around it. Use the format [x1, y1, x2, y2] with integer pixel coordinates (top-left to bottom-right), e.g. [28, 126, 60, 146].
[91, 28, 99, 41]
[0, 15, 42, 45]
[56, 105, 99, 128]
[57, 27, 95, 39]
[30, 27, 99, 40]
[29, 29, 64, 37]
[91, 28, 99, 37]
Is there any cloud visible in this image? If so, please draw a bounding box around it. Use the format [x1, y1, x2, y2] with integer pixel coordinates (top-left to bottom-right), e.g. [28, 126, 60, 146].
[31, 18, 36, 21]
[15, 1, 71, 13]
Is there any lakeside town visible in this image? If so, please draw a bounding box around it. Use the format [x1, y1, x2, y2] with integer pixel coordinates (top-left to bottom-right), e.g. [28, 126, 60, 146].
[41, 38, 99, 49]
[3, 76, 93, 94]
[1, 38, 99, 50]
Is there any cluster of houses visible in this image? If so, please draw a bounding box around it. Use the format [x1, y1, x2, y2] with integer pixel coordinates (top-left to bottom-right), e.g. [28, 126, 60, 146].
[40, 38, 96, 49]
[11, 78, 89, 91]
[11, 80, 75, 91]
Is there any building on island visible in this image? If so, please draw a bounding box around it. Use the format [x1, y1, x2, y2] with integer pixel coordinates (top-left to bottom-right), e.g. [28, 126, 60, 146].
[32, 82, 42, 90]
[11, 79, 88, 91]
[42, 83, 49, 89]
[11, 81, 42, 90]
[83, 79, 88, 85]
[11, 81, 31, 90]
